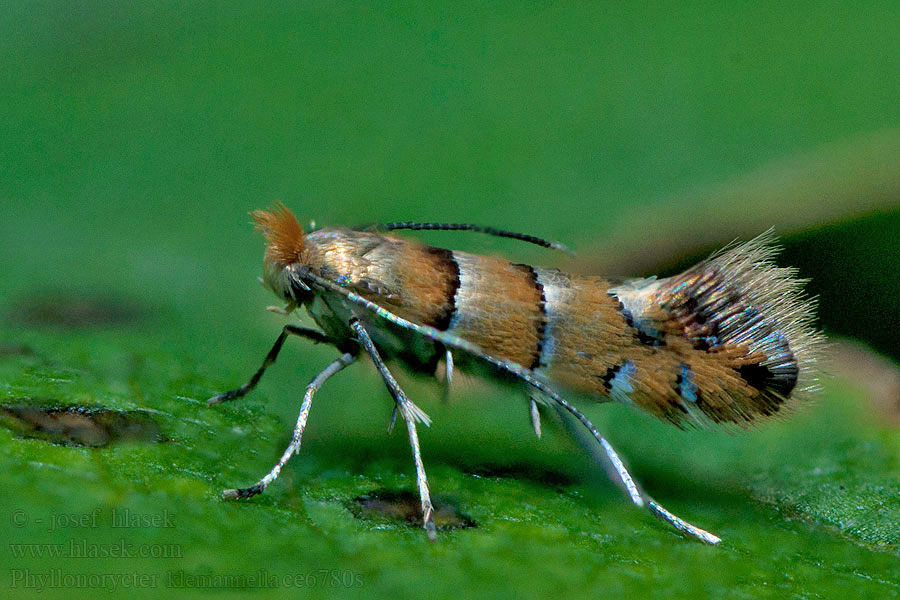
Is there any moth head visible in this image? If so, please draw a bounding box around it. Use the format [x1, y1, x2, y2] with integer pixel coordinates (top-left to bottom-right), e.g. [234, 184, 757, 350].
[252, 203, 312, 305]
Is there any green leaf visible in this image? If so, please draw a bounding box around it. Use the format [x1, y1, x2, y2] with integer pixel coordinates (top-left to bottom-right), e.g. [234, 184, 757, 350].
[2, 3, 900, 598]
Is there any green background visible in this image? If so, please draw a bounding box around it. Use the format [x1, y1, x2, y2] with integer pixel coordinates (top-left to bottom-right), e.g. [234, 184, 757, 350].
[2, 3, 899, 598]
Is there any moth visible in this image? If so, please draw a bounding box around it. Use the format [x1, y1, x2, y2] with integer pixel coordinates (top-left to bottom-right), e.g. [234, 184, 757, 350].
[208, 204, 823, 544]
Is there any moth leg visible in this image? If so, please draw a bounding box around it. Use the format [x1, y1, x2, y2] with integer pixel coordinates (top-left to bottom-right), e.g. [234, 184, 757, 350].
[528, 396, 542, 439]
[554, 396, 721, 545]
[386, 407, 398, 435]
[391, 348, 451, 434]
[444, 348, 454, 390]
[208, 325, 330, 405]
[266, 304, 293, 315]
[350, 318, 437, 541]
[222, 352, 357, 499]
[389, 347, 451, 433]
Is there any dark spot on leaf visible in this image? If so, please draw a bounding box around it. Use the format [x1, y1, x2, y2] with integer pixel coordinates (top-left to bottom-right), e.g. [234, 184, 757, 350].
[351, 490, 476, 530]
[0, 343, 36, 357]
[468, 463, 576, 487]
[0, 401, 165, 447]
[7, 291, 145, 328]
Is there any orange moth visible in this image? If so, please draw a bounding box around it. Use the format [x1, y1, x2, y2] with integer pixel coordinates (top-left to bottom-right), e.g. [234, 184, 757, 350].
[209, 204, 823, 544]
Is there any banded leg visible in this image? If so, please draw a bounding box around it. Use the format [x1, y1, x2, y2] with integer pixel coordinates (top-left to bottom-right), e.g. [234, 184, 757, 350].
[350, 319, 437, 541]
[208, 325, 330, 406]
[553, 397, 721, 545]
[222, 352, 357, 499]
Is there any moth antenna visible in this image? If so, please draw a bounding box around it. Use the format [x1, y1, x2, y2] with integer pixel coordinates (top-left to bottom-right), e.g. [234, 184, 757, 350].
[359, 221, 574, 255]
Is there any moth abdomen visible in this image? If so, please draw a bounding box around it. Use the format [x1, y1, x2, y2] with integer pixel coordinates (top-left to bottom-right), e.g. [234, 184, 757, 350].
[602, 232, 824, 427]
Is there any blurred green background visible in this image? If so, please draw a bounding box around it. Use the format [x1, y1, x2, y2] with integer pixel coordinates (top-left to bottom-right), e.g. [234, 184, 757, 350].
[2, 3, 899, 598]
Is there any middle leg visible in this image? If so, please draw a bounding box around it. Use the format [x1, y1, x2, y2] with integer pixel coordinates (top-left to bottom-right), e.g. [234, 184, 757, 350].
[350, 318, 438, 541]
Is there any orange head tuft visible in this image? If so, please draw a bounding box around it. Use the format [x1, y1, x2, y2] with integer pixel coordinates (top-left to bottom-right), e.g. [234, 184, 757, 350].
[251, 203, 306, 266]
